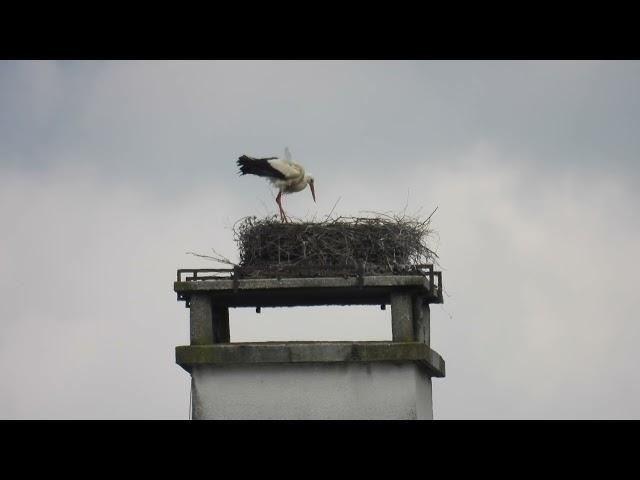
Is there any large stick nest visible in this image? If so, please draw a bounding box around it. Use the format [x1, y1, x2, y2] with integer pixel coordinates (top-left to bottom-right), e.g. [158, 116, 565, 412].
[232, 213, 438, 278]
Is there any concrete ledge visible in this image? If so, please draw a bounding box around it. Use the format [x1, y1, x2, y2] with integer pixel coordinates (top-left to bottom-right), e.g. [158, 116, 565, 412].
[175, 275, 429, 292]
[175, 275, 439, 307]
[176, 341, 445, 378]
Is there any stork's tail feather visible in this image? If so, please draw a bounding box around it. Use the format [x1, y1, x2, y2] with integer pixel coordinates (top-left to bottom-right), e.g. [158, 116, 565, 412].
[237, 155, 256, 176]
[236, 155, 286, 179]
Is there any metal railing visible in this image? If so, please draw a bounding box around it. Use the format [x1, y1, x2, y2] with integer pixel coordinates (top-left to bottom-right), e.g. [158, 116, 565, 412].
[177, 268, 234, 282]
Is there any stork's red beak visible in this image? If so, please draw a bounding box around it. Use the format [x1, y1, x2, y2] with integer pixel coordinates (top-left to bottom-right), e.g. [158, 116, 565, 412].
[310, 182, 316, 203]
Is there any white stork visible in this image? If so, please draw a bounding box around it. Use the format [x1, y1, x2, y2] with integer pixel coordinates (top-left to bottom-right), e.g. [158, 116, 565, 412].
[237, 147, 316, 222]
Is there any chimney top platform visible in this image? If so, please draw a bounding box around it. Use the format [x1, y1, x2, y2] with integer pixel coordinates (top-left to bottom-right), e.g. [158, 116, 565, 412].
[175, 267, 443, 308]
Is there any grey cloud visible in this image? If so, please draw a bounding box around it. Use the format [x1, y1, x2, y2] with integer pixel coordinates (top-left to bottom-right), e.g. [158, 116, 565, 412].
[3, 61, 640, 191]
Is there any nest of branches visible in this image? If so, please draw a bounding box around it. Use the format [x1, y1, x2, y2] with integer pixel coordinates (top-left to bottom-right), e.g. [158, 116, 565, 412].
[231, 212, 438, 278]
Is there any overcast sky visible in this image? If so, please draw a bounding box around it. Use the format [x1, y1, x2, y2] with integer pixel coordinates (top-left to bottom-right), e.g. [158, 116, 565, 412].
[1, 60, 639, 419]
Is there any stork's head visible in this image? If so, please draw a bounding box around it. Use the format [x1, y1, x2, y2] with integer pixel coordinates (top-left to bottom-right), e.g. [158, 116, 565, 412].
[306, 175, 316, 203]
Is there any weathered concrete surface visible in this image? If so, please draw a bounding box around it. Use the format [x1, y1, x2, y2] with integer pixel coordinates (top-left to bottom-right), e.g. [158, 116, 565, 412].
[391, 293, 413, 342]
[189, 294, 214, 345]
[189, 295, 230, 344]
[175, 275, 440, 307]
[176, 341, 445, 378]
[191, 362, 434, 420]
[211, 305, 230, 343]
[412, 295, 430, 347]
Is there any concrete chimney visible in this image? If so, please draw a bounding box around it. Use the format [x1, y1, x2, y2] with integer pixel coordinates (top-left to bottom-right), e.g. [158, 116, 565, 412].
[174, 269, 445, 419]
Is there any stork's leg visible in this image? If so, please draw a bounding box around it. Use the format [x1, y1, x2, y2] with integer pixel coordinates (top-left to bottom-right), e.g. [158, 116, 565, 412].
[281, 196, 290, 223]
[276, 191, 291, 223]
[276, 191, 286, 223]
[276, 196, 283, 222]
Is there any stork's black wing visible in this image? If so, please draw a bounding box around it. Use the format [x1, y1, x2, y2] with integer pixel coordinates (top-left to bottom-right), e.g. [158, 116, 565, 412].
[237, 155, 287, 179]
